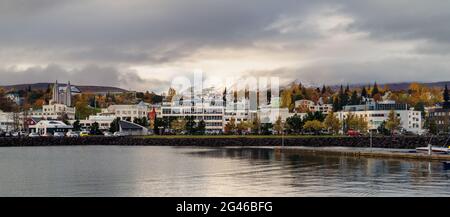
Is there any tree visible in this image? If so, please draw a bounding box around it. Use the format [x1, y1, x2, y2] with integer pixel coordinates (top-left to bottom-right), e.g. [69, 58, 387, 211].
[89, 122, 101, 135]
[185, 116, 196, 134]
[386, 110, 401, 134]
[224, 117, 237, 134]
[251, 115, 261, 134]
[273, 116, 284, 134]
[72, 120, 82, 132]
[171, 118, 187, 134]
[371, 82, 380, 97]
[361, 86, 368, 98]
[425, 119, 438, 135]
[286, 114, 303, 134]
[444, 84, 450, 109]
[344, 112, 368, 133]
[133, 117, 149, 127]
[377, 121, 390, 135]
[237, 120, 252, 135]
[303, 120, 325, 134]
[109, 117, 120, 133]
[196, 119, 206, 135]
[281, 89, 293, 110]
[350, 90, 360, 105]
[261, 123, 273, 135]
[324, 111, 341, 134]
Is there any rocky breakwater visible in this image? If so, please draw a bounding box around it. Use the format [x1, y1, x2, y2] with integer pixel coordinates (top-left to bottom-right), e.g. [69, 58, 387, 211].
[0, 136, 447, 148]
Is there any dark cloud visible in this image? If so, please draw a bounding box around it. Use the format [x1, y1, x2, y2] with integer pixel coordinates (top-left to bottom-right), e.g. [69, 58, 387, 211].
[1, 0, 450, 90]
[0, 64, 169, 92]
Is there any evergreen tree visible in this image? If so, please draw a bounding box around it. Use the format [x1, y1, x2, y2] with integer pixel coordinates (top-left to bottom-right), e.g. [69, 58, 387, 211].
[372, 82, 379, 97]
[444, 84, 450, 109]
[109, 117, 120, 133]
[361, 86, 368, 98]
[350, 90, 359, 105]
[89, 122, 101, 135]
[196, 119, 206, 135]
[72, 120, 82, 132]
[321, 85, 327, 95]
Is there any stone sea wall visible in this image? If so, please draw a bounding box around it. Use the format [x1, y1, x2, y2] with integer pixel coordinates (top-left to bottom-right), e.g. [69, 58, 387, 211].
[0, 136, 448, 148]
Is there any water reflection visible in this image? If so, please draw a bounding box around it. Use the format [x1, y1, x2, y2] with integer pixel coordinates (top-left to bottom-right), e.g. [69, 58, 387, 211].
[0, 146, 449, 196]
[188, 147, 450, 196]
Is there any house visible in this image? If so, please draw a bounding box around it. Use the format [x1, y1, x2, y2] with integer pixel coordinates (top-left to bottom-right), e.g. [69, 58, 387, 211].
[100, 101, 149, 122]
[29, 120, 73, 135]
[294, 99, 333, 114]
[119, 120, 148, 135]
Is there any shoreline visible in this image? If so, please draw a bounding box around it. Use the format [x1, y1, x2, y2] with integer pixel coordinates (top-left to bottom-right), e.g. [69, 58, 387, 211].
[267, 146, 450, 161]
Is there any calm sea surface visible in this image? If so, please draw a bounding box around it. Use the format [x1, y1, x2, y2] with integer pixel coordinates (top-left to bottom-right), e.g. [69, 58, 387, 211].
[0, 146, 449, 196]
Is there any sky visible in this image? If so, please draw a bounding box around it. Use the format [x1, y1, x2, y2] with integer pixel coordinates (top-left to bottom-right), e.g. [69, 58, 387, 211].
[1, 0, 450, 93]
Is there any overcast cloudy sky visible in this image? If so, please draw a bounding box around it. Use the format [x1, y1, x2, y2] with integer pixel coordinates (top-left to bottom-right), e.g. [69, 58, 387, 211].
[1, 0, 450, 92]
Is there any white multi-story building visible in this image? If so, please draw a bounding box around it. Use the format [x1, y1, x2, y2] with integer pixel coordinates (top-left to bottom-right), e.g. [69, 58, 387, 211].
[30, 104, 76, 120]
[223, 99, 257, 128]
[69, 114, 117, 130]
[335, 100, 423, 134]
[0, 110, 14, 132]
[161, 98, 224, 133]
[100, 101, 149, 122]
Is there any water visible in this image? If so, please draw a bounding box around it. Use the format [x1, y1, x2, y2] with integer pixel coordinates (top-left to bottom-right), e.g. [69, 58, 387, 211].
[0, 146, 449, 196]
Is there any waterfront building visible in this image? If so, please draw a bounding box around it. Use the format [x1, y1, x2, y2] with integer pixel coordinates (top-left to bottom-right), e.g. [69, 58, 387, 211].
[100, 101, 149, 122]
[161, 98, 224, 133]
[427, 107, 450, 133]
[69, 114, 116, 130]
[0, 110, 14, 132]
[29, 120, 72, 135]
[119, 120, 148, 135]
[30, 104, 76, 120]
[223, 99, 257, 129]
[335, 100, 423, 134]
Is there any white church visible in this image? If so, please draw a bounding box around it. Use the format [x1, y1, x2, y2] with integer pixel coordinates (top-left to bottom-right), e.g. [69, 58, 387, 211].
[30, 81, 77, 120]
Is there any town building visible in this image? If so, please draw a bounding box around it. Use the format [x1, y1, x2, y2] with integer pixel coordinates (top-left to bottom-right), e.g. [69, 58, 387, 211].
[119, 120, 148, 135]
[30, 104, 76, 120]
[29, 120, 72, 135]
[427, 107, 450, 133]
[6, 93, 24, 106]
[0, 110, 14, 133]
[100, 101, 149, 122]
[49, 80, 80, 107]
[68, 114, 116, 130]
[161, 98, 224, 133]
[335, 100, 423, 134]
[294, 99, 333, 114]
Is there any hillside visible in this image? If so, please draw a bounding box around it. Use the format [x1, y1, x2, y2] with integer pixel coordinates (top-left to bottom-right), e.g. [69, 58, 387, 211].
[329, 81, 450, 91]
[0, 83, 128, 93]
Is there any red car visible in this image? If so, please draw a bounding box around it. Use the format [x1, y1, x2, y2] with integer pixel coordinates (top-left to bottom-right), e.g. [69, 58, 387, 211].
[347, 129, 361, 137]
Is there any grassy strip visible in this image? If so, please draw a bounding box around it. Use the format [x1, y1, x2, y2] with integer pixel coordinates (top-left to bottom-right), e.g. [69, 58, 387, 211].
[138, 135, 347, 139]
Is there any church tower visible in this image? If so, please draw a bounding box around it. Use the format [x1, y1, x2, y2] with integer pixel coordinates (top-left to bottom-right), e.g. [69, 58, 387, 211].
[66, 81, 72, 106]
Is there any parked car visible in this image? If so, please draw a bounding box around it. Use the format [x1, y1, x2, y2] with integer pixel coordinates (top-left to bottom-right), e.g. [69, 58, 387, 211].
[113, 131, 127, 137]
[347, 129, 361, 137]
[66, 131, 79, 137]
[53, 132, 65, 137]
[80, 131, 90, 137]
[28, 132, 40, 137]
[42, 132, 53, 137]
[103, 131, 113, 137]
